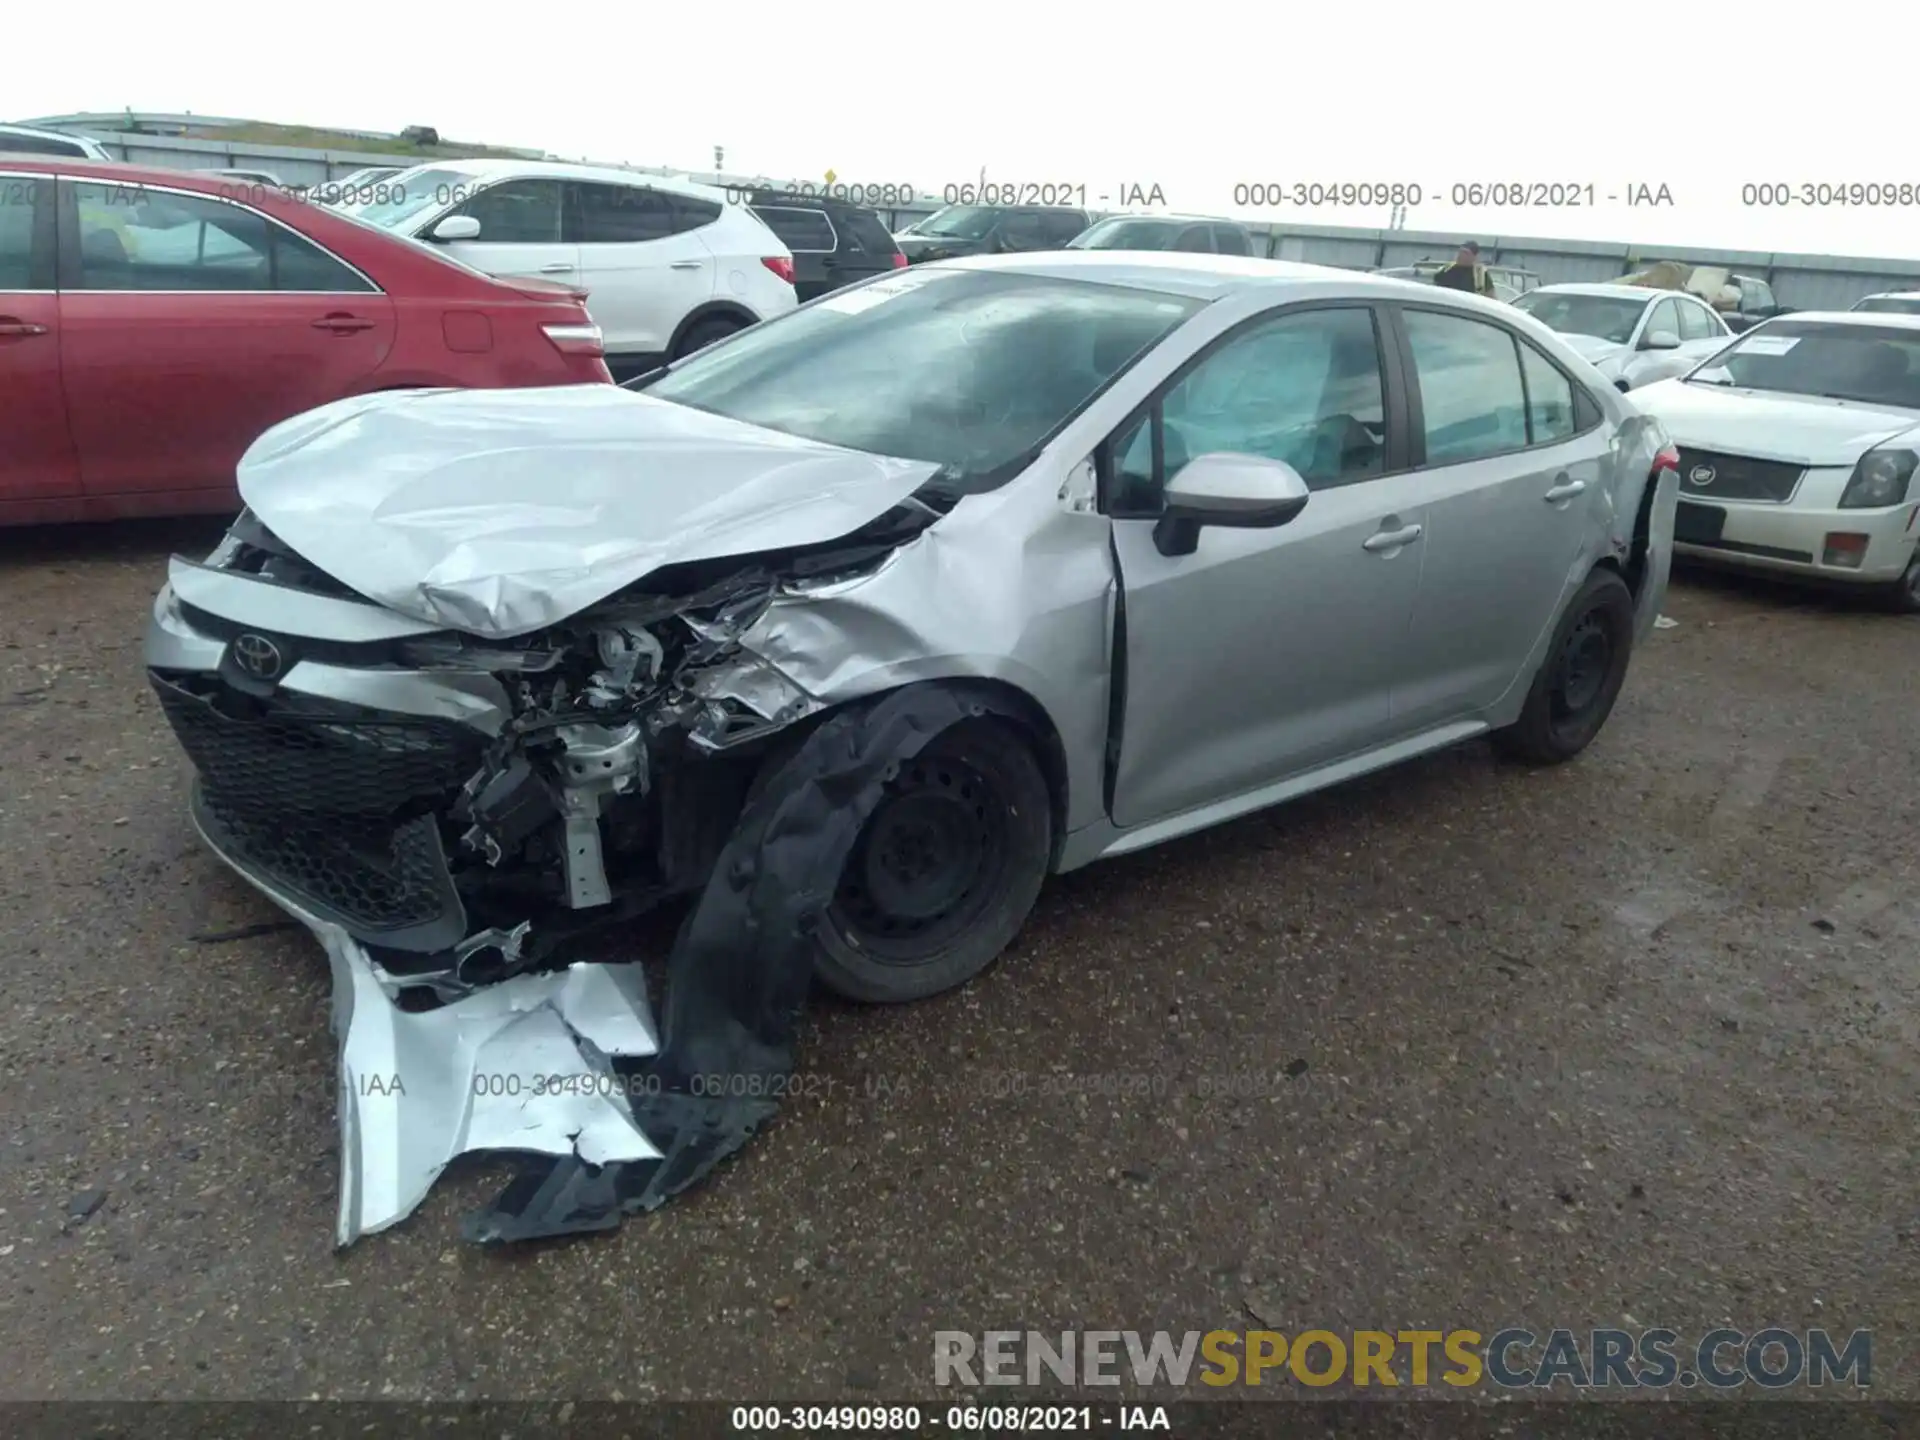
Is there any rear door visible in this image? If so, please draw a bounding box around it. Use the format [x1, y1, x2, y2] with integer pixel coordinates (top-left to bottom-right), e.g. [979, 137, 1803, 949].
[1107, 303, 1430, 828]
[57, 179, 394, 504]
[565, 180, 715, 358]
[437, 177, 580, 292]
[1389, 305, 1609, 727]
[0, 174, 79, 509]
[751, 203, 836, 299]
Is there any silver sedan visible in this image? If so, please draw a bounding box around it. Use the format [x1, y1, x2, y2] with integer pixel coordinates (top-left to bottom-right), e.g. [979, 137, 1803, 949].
[143, 254, 1678, 1243]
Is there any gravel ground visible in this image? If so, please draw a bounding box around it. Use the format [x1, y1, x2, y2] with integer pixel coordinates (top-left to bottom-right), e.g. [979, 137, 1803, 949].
[1, 519, 1916, 1404]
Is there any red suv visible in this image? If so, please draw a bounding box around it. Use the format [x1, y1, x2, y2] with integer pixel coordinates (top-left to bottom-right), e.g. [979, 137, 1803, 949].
[0, 160, 613, 526]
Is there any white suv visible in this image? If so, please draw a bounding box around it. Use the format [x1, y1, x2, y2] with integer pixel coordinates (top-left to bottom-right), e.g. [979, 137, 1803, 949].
[357, 159, 797, 370]
[0, 123, 113, 160]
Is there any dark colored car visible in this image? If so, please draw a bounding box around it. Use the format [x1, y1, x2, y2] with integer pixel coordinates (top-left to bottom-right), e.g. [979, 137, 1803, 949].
[1719, 273, 1794, 333]
[747, 193, 906, 300]
[0, 159, 612, 526]
[1065, 213, 1256, 256]
[894, 204, 1091, 264]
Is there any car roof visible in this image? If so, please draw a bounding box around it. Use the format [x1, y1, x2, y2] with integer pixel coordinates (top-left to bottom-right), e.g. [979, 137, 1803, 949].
[1088, 212, 1247, 226]
[937, 250, 1493, 301]
[1858, 291, 1920, 301]
[1531, 282, 1673, 301]
[1764, 309, 1920, 332]
[390, 156, 729, 204]
[0, 157, 283, 190]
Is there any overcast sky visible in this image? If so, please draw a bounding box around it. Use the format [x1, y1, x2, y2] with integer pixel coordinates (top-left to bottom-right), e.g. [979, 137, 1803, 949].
[14, 1, 1916, 259]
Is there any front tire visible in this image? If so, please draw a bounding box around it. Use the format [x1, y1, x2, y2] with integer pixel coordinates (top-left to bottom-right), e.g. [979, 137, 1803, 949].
[1882, 552, 1920, 614]
[1493, 568, 1636, 765]
[811, 719, 1051, 1004]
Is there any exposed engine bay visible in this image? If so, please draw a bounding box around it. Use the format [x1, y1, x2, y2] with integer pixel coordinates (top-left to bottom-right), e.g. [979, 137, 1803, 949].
[151, 497, 977, 1246]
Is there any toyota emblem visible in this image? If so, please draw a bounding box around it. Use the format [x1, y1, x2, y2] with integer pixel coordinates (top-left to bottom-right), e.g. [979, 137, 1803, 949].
[1688, 464, 1716, 487]
[231, 633, 284, 680]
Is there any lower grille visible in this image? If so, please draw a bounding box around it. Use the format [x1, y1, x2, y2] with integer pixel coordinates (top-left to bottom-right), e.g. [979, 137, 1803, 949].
[154, 671, 479, 949]
[194, 786, 466, 947]
[151, 671, 483, 818]
[1675, 447, 1804, 504]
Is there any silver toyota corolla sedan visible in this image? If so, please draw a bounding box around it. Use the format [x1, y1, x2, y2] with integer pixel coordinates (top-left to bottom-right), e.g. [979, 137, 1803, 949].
[143, 254, 1679, 1246]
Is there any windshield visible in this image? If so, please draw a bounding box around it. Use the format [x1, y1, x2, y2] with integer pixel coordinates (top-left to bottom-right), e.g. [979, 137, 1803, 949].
[907, 206, 1001, 240]
[353, 167, 471, 231]
[1067, 218, 1179, 251]
[1688, 320, 1920, 409]
[1512, 291, 1646, 345]
[646, 269, 1203, 495]
[1852, 296, 1920, 316]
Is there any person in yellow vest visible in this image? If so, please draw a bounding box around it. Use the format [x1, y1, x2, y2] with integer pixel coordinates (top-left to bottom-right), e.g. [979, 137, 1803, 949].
[1432, 241, 1494, 297]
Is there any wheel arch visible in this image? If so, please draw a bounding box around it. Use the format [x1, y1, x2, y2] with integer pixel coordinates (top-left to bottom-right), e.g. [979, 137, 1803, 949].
[744, 677, 1072, 871]
[667, 301, 760, 359]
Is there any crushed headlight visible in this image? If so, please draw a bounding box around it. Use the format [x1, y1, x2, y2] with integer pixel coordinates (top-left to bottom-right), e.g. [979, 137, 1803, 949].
[1839, 448, 1918, 508]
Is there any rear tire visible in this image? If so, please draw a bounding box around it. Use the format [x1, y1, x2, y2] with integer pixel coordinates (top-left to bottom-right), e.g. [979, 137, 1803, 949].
[810, 719, 1051, 1004]
[1493, 568, 1636, 765]
[672, 316, 744, 360]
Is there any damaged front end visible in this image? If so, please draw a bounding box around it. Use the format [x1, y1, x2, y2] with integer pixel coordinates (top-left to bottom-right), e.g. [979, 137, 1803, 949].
[147, 500, 944, 1244]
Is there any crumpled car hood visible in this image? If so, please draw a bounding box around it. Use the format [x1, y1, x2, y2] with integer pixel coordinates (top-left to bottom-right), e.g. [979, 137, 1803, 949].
[1630, 379, 1920, 466]
[236, 385, 942, 637]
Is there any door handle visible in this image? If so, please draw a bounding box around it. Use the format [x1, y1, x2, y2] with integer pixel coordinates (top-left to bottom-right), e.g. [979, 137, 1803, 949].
[311, 314, 376, 333]
[1363, 524, 1423, 553]
[669, 260, 704, 270]
[538, 262, 574, 273]
[1544, 477, 1588, 503]
[0, 319, 49, 337]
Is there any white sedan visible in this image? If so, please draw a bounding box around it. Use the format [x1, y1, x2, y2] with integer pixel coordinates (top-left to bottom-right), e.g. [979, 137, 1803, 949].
[1630, 312, 1920, 611]
[1512, 283, 1733, 391]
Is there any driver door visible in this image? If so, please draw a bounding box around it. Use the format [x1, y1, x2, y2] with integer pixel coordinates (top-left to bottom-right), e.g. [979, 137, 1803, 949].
[1105, 303, 1433, 830]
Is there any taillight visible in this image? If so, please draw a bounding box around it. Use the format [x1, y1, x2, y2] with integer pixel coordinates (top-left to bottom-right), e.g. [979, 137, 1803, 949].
[890, 251, 909, 269]
[542, 321, 604, 358]
[763, 256, 795, 285]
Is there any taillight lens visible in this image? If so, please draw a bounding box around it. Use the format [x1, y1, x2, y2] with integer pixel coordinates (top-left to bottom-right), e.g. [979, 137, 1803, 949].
[890, 251, 909, 269]
[541, 321, 604, 357]
[763, 256, 796, 285]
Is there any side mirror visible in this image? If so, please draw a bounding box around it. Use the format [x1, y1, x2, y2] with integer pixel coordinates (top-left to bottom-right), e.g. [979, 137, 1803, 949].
[428, 214, 481, 242]
[1152, 453, 1310, 557]
[1641, 329, 1681, 351]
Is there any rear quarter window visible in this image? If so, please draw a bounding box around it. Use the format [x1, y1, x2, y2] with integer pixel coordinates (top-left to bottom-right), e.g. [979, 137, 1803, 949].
[751, 205, 835, 253]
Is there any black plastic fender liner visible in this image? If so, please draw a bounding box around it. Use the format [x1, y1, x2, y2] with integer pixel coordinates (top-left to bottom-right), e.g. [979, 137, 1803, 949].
[462, 683, 1014, 1244]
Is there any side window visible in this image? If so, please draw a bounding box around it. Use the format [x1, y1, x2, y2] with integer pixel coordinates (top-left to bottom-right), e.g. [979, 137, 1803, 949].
[0, 132, 85, 156]
[1043, 211, 1090, 246]
[1403, 309, 1529, 464]
[1210, 224, 1251, 257]
[1742, 277, 1775, 311]
[670, 194, 721, 231]
[70, 182, 273, 292]
[996, 212, 1049, 251]
[273, 228, 374, 292]
[1517, 340, 1575, 444]
[837, 208, 895, 256]
[751, 205, 835, 253]
[1676, 300, 1717, 341]
[1106, 307, 1388, 516]
[566, 182, 673, 244]
[1644, 298, 1681, 343]
[455, 179, 564, 244]
[1174, 225, 1213, 254]
[0, 178, 44, 288]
